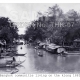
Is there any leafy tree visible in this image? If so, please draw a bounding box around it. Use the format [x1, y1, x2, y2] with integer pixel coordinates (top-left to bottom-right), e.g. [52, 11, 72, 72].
[0, 17, 18, 44]
[24, 4, 80, 47]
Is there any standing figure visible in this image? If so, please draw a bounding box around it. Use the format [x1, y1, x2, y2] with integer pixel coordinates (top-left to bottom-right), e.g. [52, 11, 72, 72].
[38, 50, 43, 57]
[13, 57, 16, 62]
[1, 48, 3, 53]
[20, 47, 22, 49]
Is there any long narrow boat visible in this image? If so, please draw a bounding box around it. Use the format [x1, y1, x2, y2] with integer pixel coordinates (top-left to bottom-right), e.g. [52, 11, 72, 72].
[15, 53, 26, 56]
[0, 67, 19, 74]
[5, 53, 26, 56]
[61, 46, 80, 55]
[0, 57, 25, 68]
[6, 50, 17, 52]
[63, 51, 80, 55]
[0, 61, 25, 68]
[1, 51, 26, 57]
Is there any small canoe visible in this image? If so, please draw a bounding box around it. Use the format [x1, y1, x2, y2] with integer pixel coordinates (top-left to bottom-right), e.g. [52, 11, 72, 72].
[38, 52, 43, 57]
[0, 56, 25, 68]
[38, 54, 43, 57]
[5, 53, 26, 56]
[0, 61, 24, 68]
[64, 51, 80, 55]
[15, 54, 26, 56]
[0, 67, 19, 74]
[6, 50, 17, 52]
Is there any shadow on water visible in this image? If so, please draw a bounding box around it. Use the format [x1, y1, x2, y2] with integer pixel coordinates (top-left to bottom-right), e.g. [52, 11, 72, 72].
[0, 45, 27, 74]
[2, 43, 80, 74]
[21, 44, 80, 73]
[0, 67, 19, 74]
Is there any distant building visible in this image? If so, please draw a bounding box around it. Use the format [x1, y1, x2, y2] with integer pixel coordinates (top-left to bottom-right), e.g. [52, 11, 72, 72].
[0, 40, 6, 48]
[18, 34, 24, 39]
[73, 39, 80, 47]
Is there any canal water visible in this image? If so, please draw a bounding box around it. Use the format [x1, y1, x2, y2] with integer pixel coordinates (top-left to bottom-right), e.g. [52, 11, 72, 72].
[1, 42, 80, 74]
[15, 44, 80, 74]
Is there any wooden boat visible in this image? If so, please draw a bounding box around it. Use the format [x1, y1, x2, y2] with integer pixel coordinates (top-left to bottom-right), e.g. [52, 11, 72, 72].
[63, 51, 80, 55]
[5, 53, 26, 56]
[15, 53, 26, 56]
[0, 60, 25, 68]
[0, 67, 19, 74]
[0, 61, 23, 68]
[38, 51, 43, 57]
[61, 46, 80, 55]
[6, 50, 17, 52]
[0, 57, 25, 68]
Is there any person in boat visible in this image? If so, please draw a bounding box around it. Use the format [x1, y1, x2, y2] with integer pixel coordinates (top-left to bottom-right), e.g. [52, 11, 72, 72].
[38, 51, 43, 57]
[60, 51, 65, 55]
[35, 46, 38, 50]
[1, 47, 3, 53]
[0, 48, 3, 58]
[35, 47, 37, 49]
[13, 57, 16, 62]
[0, 53, 1, 58]
[20, 47, 22, 49]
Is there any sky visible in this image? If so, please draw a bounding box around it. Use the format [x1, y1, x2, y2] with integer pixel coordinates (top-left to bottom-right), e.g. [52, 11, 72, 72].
[0, 3, 80, 34]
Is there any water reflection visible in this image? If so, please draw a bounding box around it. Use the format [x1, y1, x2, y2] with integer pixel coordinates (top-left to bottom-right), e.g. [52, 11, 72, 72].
[16, 44, 80, 73]
[0, 68, 18, 74]
[1, 43, 80, 74]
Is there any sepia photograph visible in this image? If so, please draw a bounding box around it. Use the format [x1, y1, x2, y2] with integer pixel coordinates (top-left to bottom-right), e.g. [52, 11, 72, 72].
[0, 3, 80, 74]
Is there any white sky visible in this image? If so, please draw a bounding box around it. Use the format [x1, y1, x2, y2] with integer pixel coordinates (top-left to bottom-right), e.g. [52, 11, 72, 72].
[0, 3, 80, 34]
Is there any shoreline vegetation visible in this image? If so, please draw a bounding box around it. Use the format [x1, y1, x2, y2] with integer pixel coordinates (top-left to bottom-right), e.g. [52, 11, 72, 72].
[23, 4, 80, 55]
[1, 4, 80, 58]
[24, 4, 80, 47]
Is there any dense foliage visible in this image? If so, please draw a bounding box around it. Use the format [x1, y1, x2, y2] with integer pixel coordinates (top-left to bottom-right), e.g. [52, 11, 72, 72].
[0, 17, 18, 44]
[24, 4, 80, 46]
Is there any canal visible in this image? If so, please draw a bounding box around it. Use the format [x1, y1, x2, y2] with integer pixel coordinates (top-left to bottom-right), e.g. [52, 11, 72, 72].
[1, 42, 80, 74]
[15, 44, 80, 74]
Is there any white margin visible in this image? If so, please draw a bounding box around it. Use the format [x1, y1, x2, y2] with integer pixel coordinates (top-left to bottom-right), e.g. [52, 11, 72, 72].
[0, 0, 79, 3]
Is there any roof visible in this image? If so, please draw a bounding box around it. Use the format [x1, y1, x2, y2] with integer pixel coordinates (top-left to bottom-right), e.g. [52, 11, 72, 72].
[74, 39, 80, 42]
[0, 41, 4, 45]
